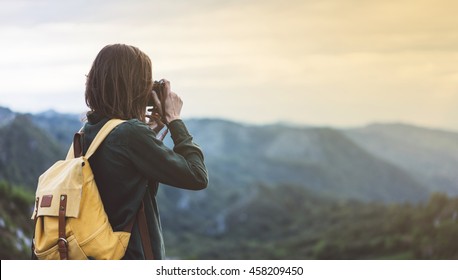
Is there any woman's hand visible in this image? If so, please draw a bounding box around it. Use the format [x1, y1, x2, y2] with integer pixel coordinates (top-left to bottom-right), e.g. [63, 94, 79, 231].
[146, 108, 165, 134]
[150, 79, 183, 125]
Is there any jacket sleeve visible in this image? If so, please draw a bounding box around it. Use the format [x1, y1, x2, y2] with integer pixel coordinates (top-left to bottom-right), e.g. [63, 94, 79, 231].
[125, 119, 208, 190]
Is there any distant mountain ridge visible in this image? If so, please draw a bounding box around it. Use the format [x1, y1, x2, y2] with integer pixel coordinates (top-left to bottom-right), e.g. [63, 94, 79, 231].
[345, 123, 458, 195]
[182, 119, 430, 203]
[1, 107, 457, 202]
[0, 107, 83, 149]
[0, 107, 15, 127]
[31, 110, 83, 150]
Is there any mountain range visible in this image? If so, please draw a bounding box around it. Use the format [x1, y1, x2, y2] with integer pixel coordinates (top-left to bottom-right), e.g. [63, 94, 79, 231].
[1, 106, 458, 210]
[1, 106, 457, 259]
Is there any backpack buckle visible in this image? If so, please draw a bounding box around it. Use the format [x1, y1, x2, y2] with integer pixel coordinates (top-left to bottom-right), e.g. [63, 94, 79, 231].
[58, 237, 68, 245]
[57, 237, 68, 260]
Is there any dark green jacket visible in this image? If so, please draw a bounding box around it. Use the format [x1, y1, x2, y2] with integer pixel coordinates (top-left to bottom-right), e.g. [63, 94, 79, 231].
[82, 113, 208, 259]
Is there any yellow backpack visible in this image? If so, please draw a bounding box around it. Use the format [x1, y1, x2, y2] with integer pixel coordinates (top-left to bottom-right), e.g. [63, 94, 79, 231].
[31, 119, 152, 260]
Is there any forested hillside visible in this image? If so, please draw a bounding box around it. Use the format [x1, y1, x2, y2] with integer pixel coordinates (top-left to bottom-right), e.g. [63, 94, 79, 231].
[162, 184, 458, 259]
[0, 114, 63, 188]
[0, 181, 34, 259]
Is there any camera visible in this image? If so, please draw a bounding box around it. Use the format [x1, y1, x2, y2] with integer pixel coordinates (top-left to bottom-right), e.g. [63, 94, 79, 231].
[147, 80, 165, 106]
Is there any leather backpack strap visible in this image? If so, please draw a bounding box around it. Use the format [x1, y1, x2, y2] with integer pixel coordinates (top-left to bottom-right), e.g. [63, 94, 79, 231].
[73, 132, 84, 158]
[122, 201, 154, 260]
[65, 127, 84, 159]
[137, 201, 154, 260]
[57, 195, 68, 260]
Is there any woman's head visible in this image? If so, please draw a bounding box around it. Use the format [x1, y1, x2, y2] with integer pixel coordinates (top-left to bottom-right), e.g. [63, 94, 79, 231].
[85, 44, 152, 120]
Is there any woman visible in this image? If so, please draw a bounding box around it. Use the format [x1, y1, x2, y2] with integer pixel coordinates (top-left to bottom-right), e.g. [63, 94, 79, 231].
[83, 44, 208, 259]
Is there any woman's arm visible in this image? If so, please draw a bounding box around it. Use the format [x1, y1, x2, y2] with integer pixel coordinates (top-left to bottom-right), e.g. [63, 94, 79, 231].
[125, 119, 208, 190]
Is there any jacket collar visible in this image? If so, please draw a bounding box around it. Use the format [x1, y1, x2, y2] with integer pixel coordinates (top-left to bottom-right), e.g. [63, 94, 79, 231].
[86, 111, 106, 124]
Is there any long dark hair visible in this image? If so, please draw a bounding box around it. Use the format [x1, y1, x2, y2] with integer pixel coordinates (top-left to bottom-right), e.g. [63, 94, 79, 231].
[85, 44, 152, 121]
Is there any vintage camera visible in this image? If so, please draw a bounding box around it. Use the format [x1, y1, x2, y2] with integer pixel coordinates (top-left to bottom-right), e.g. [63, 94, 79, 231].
[147, 80, 166, 106]
[146, 80, 169, 139]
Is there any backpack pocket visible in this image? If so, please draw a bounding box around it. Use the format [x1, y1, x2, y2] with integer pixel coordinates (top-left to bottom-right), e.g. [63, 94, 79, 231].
[78, 220, 131, 260]
[34, 235, 87, 260]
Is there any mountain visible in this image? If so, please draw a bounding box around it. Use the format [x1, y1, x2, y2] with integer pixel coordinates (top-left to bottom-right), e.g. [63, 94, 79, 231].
[179, 119, 429, 203]
[0, 111, 450, 201]
[29, 110, 83, 150]
[157, 119, 434, 243]
[0, 107, 15, 127]
[0, 114, 63, 189]
[0, 109, 83, 189]
[344, 123, 458, 195]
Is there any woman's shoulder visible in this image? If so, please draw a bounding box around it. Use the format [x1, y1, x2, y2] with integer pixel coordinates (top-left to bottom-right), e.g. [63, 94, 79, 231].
[114, 119, 150, 135]
[106, 119, 152, 145]
[122, 118, 149, 128]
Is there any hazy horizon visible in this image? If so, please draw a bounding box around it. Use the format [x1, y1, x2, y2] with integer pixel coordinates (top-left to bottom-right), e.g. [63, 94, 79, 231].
[3, 104, 458, 134]
[1, 0, 458, 131]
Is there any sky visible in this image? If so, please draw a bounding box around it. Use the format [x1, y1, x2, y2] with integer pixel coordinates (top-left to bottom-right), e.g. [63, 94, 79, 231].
[0, 0, 457, 130]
